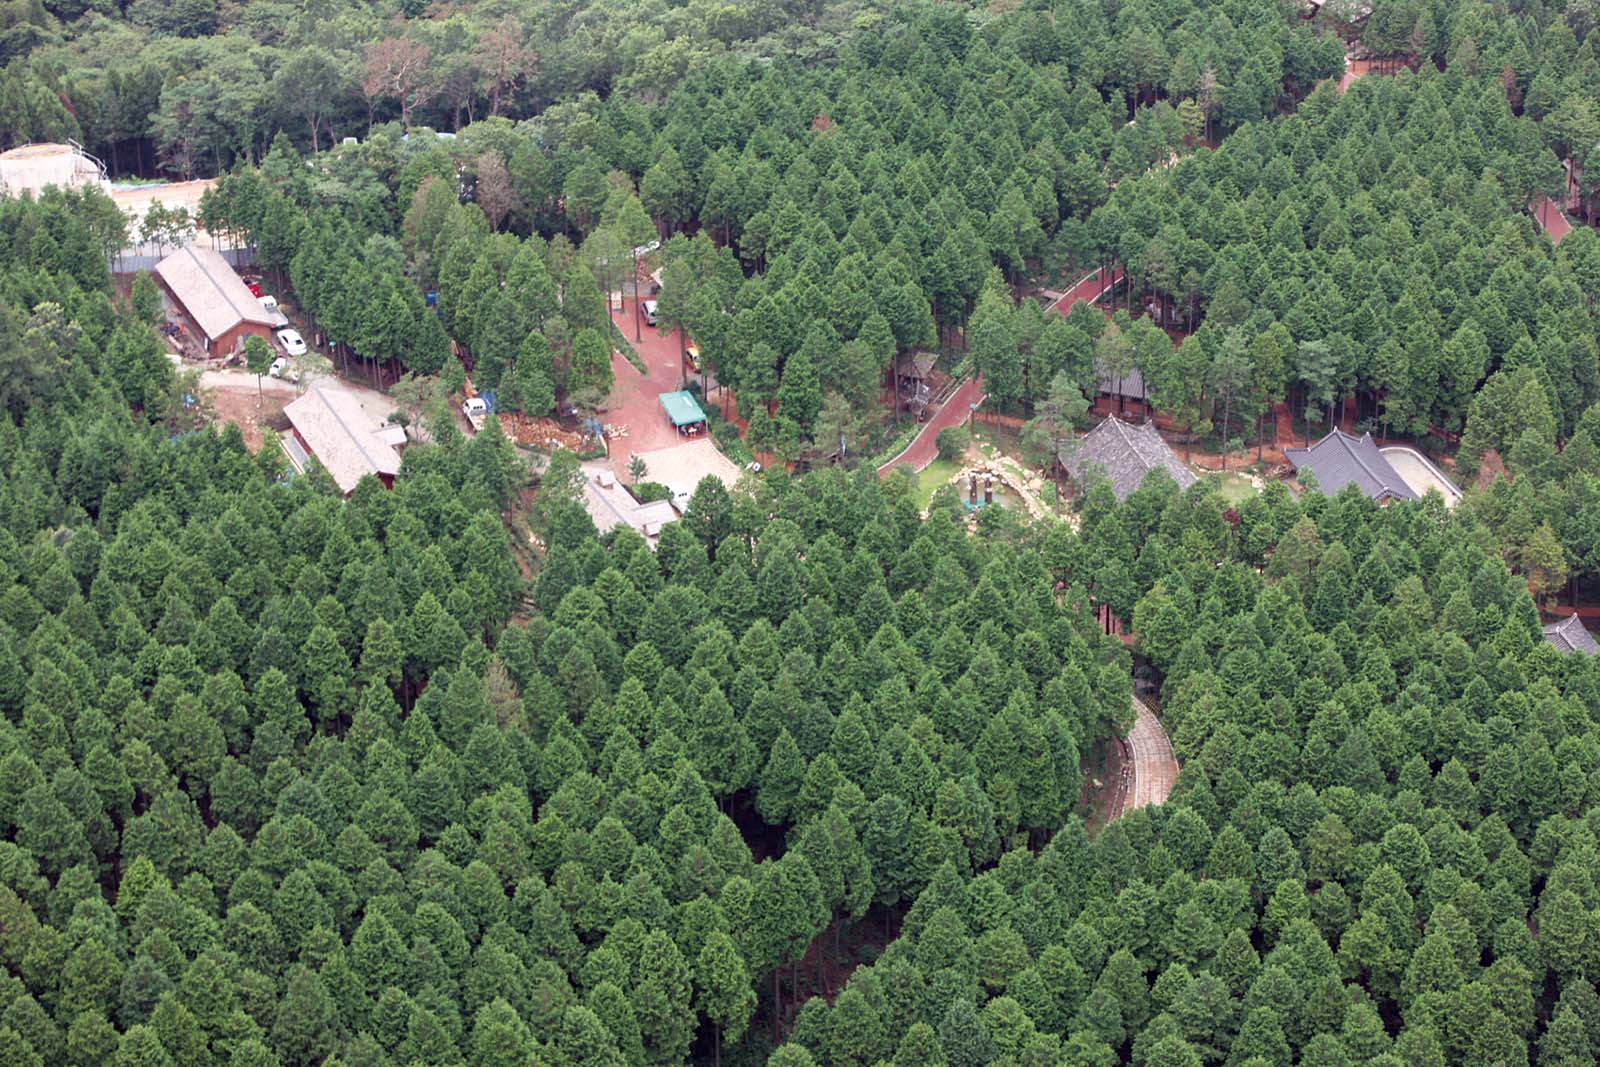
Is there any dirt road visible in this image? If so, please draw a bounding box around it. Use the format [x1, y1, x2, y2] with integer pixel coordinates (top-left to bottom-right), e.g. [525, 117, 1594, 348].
[197, 368, 391, 410]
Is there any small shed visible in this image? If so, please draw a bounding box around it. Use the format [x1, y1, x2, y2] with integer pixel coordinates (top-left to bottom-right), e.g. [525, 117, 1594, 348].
[659, 390, 707, 435]
[154, 244, 277, 358]
[894, 352, 937, 418]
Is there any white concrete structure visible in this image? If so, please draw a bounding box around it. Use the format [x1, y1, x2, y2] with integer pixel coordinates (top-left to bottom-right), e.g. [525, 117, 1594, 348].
[627, 441, 744, 510]
[0, 142, 110, 198]
[580, 463, 680, 542]
[1379, 446, 1462, 507]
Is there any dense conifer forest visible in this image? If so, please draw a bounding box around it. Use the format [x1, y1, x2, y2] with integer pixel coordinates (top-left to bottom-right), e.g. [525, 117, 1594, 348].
[3, 0, 1600, 1065]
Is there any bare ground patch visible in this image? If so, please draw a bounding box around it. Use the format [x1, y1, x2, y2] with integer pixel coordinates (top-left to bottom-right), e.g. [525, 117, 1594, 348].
[210, 387, 285, 453]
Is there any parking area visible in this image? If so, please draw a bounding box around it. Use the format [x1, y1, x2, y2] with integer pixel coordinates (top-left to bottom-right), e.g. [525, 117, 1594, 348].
[605, 295, 700, 479]
[1380, 446, 1463, 507]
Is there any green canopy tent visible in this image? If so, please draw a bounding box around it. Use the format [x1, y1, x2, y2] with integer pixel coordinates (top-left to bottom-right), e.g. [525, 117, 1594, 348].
[659, 390, 707, 435]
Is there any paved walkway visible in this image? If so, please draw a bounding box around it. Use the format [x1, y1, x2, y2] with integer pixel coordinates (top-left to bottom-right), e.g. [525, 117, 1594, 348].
[1118, 696, 1179, 815]
[877, 375, 986, 476]
[1047, 265, 1124, 316]
[1533, 197, 1573, 243]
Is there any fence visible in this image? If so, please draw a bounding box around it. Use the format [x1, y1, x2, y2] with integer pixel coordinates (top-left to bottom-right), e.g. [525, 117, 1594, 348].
[114, 243, 254, 274]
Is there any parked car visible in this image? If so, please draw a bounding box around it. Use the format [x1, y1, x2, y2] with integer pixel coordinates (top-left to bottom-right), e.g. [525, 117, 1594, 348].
[642, 299, 658, 326]
[269, 357, 299, 383]
[462, 396, 491, 433]
[685, 340, 702, 372]
[258, 295, 289, 327]
[276, 328, 307, 356]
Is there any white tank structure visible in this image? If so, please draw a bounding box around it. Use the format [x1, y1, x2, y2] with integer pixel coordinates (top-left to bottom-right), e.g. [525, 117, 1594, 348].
[1379, 445, 1463, 507]
[0, 141, 111, 199]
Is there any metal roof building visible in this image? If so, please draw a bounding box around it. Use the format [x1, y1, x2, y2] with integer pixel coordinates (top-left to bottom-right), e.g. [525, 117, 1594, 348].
[154, 245, 277, 357]
[283, 385, 404, 496]
[1285, 429, 1418, 504]
[1095, 357, 1145, 399]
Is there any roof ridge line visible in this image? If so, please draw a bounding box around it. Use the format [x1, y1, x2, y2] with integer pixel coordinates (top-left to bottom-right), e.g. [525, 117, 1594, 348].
[1336, 430, 1400, 495]
[1117, 417, 1158, 472]
[315, 386, 386, 475]
[186, 244, 260, 326]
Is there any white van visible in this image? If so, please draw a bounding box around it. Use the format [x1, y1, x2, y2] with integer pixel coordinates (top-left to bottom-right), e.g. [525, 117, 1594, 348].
[642, 299, 658, 326]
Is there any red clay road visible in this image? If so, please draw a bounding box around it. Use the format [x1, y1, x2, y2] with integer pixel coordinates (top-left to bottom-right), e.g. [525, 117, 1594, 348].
[1047, 265, 1123, 316]
[878, 265, 1119, 478]
[1119, 696, 1179, 815]
[877, 375, 986, 476]
[1533, 197, 1573, 243]
[1337, 56, 1376, 93]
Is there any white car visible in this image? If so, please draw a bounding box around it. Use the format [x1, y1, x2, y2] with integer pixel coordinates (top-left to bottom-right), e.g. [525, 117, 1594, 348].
[258, 295, 289, 327]
[269, 357, 299, 383]
[276, 328, 307, 356]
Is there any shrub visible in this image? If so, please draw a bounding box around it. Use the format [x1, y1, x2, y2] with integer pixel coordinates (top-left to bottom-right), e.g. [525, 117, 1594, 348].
[630, 482, 673, 503]
[936, 426, 969, 462]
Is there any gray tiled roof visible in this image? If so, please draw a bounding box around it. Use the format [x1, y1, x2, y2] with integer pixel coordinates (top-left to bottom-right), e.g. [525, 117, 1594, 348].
[1095, 356, 1144, 398]
[1062, 416, 1197, 502]
[1284, 430, 1418, 503]
[1543, 614, 1600, 655]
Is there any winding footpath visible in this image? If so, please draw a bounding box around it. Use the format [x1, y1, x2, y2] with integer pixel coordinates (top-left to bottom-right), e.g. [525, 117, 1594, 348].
[1046, 264, 1124, 316]
[876, 375, 987, 476]
[880, 264, 1124, 478]
[1117, 695, 1179, 817]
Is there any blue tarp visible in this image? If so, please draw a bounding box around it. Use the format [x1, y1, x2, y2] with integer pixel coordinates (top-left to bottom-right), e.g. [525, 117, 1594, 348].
[659, 390, 706, 428]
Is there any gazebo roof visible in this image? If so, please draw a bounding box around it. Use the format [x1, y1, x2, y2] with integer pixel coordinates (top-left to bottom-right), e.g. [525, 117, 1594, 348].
[659, 390, 706, 428]
[896, 352, 937, 380]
